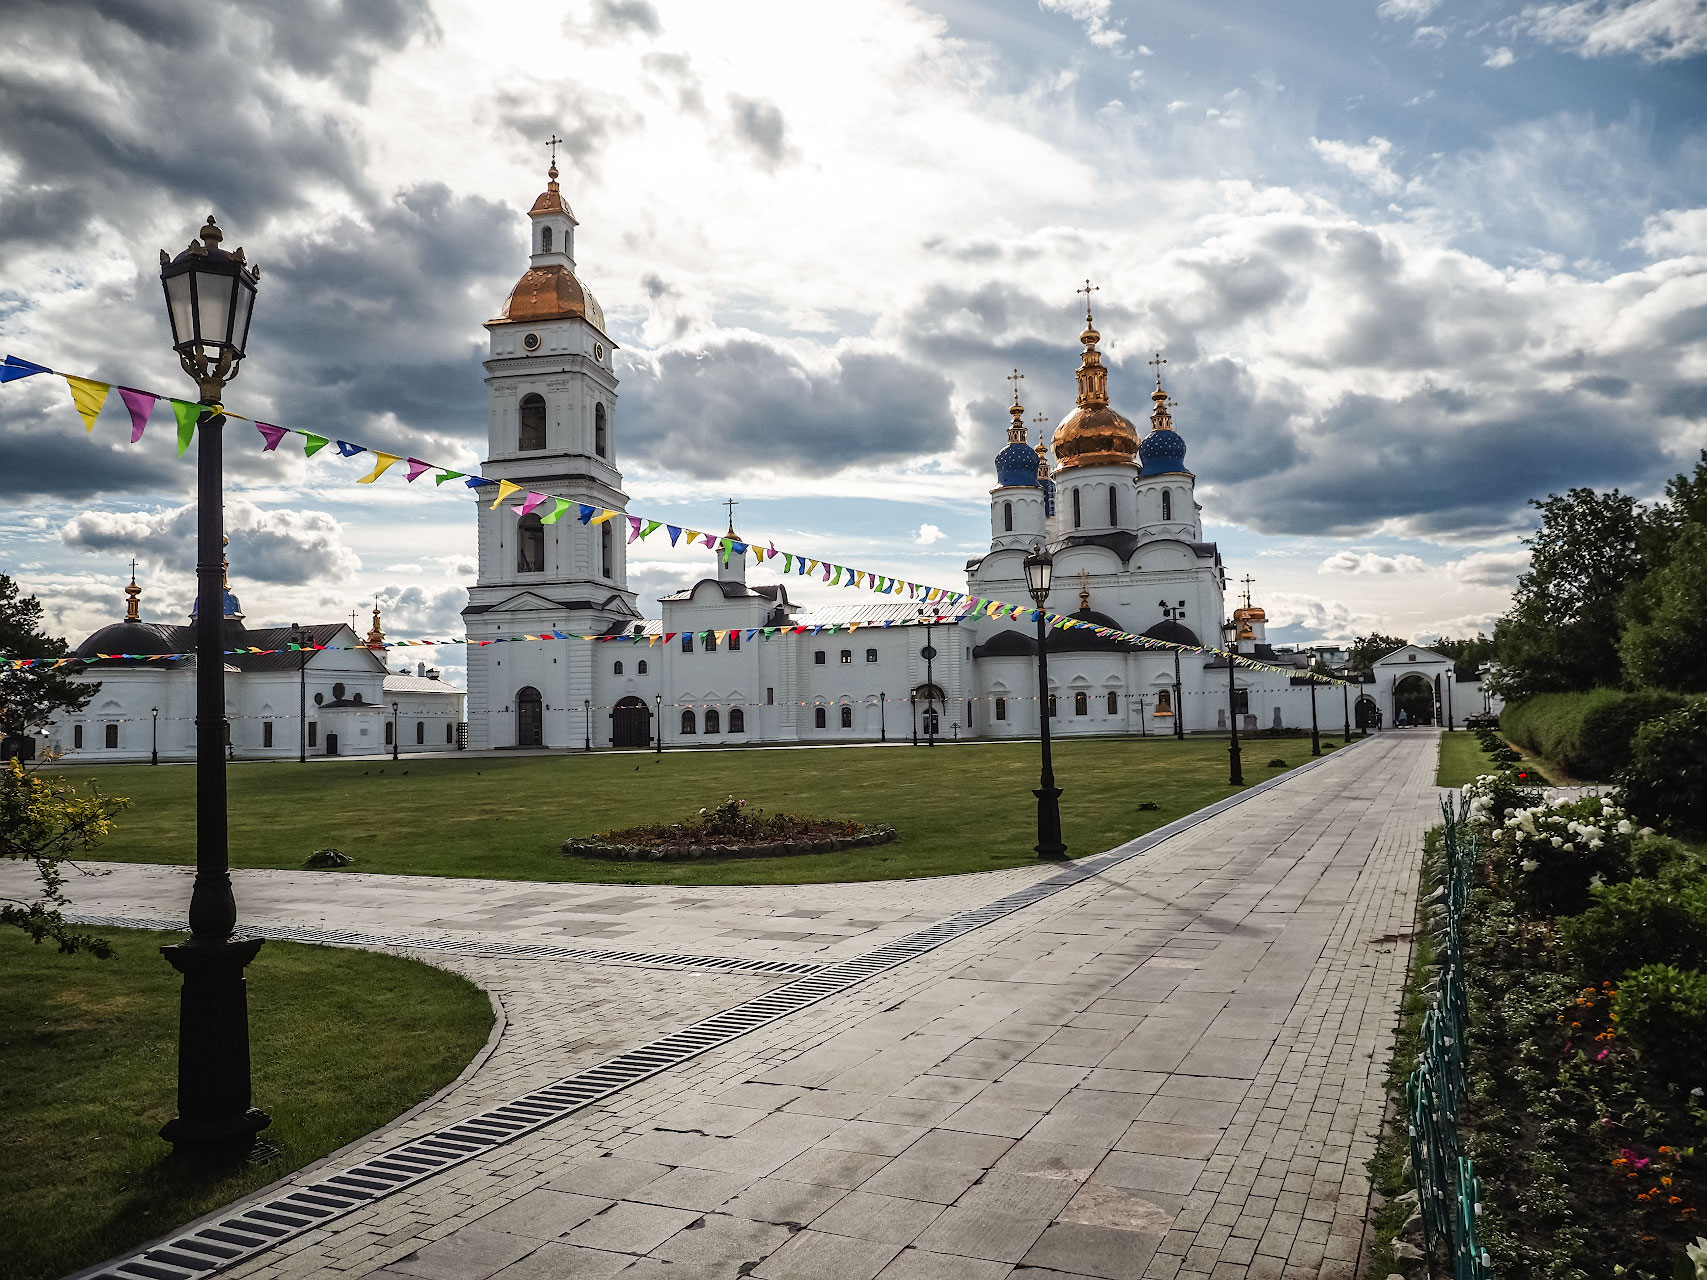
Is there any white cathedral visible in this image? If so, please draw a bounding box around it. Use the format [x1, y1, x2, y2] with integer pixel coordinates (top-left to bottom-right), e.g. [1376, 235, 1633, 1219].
[462, 163, 1334, 750]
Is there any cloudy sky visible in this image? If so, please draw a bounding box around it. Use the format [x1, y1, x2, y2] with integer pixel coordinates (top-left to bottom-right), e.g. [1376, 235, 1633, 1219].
[2, 0, 1704, 682]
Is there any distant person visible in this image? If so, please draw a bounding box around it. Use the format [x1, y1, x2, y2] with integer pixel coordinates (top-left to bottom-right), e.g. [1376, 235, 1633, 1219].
[1398, 709, 1409, 727]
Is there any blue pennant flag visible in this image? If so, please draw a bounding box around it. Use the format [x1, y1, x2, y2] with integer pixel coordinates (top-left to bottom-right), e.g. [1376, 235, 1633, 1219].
[1, 355, 51, 383]
[335, 440, 365, 457]
[667, 525, 682, 546]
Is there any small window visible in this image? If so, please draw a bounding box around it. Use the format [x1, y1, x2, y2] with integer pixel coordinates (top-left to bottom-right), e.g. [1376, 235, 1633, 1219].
[263, 721, 273, 748]
[682, 632, 694, 653]
[814, 650, 825, 665]
[333, 682, 346, 700]
[614, 661, 624, 675]
[352, 693, 364, 704]
[704, 631, 718, 653]
[681, 709, 697, 734]
[416, 721, 425, 745]
[1003, 501, 1013, 532]
[519, 393, 546, 451]
[840, 705, 853, 728]
[814, 707, 827, 728]
[104, 723, 118, 749]
[1162, 489, 1172, 521]
[446, 722, 454, 743]
[385, 720, 394, 745]
[1108, 487, 1118, 525]
[1048, 694, 1058, 718]
[706, 709, 721, 734]
[638, 660, 648, 675]
[73, 724, 84, 748]
[995, 697, 1007, 721]
[1233, 689, 1250, 715]
[517, 513, 545, 572]
[601, 523, 613, 578]
[766, 688, 774, 705]
[594, 403, 607, 457]
[1072, 487, 1082, 529]
[840, 649, 852, 664]
[540, 226, 553, 254]
[1107, 691, 1119, 714]
[314, 691, 325, 706]
[865, 648, 877, 663]
[1155, 690, 1172, 714]
[309, 722, 318, 747]
[729, 631, 741, 652]
[1074, 691, 1088, 716]
[730, 708, 745, 733]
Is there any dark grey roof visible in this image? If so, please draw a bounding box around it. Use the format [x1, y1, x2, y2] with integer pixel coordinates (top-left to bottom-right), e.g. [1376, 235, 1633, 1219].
[1140, 619, 1201, 647]
[72, 620, 357, 672]
[1048, 608, 1144, 654]
[972, 629, 1037, 659]
[658, 578, 765, 602]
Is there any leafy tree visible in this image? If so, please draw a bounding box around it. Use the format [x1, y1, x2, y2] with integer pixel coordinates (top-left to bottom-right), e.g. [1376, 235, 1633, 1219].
[1430, 634, 1496, 681]
[1, 759, 128, 956]
[1346, 633, 1409, 677]
[0, 573, 96, 741]
[1491, 488, 1646, 697]
[1619, 521, 1707, 692]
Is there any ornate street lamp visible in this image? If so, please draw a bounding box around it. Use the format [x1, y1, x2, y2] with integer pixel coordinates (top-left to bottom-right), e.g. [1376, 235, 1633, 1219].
[1308, 655, 1321, 757]
[391, 701, 400, 762]
[1159, 600, 1186, 740]
[654, 693, 662, 755]
[1221, 619, 1244, 786]
[151, 706, 159, 766]
[156, 215, 266, 1154]
[917, 605, 938, 748]
[879, 690, 886, 742]
[1024, 545, 1066, 861]
[584, 697, 591, 752]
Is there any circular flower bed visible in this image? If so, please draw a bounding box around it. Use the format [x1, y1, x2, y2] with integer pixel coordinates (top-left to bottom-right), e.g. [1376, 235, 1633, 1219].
[562, 796, 898, 862]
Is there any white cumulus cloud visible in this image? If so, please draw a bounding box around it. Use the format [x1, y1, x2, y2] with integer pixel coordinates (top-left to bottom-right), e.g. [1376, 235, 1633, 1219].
[1517, 0, 1707, 62]
[1318, 551, 1430, 575]
[1378, 0, 1443, 18]
[916, 523, 947, 545]
[1309, 135, 1403, 195]
[1038, 0, 1127, 48]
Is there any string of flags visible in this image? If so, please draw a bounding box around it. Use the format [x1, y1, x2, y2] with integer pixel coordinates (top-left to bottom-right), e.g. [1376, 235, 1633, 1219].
[3, 353, 1354, 687]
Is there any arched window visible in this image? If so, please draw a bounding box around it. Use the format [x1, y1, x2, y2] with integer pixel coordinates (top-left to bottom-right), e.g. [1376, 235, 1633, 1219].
[729, 708, 745, 733]
[446, 722, 454, 743]
[1107, 691, 1118, 714]
[594, 403, 607, 457]
[73, 724, 83, 749]
[681, 709, 697, 734]
[614, 661, 623, 675]
[384, 720, 394, 745]
[519, 394, 546, 451]
[704, 631, 718, 653]
[517, 513, 545, 573]
[1074, 690, 1088, 716]
[1108, 487, 1118, 526]
[682, 632, 694, 652]
[601, 523, 613, 578]
[865, 649, 877, 663]
[638, 660, 648, 675]
[1072, 487, 1082, 528]
[1156, 689, 1172, 714]
[540, 226, 553, 254]
[1162, 489, 1173, 521]
[416, 720, 425, 744]
[840, 705, 853, 728]
[814, 707, 827, 728]
[705, 708, 721, 734]
[728, 631, 741, 652]
[1003, 501, 1013, 531]
[1048, 694, 1058, 717]
[995, 697, 1007, 721]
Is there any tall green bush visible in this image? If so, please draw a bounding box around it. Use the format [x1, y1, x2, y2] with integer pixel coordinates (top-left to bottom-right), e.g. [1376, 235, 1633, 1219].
[1501, 689, 1687, 779]
[1560, 877, 1707, 979]
[1617, 703, 1707, 835]
[1612, 964, 1707, 1088]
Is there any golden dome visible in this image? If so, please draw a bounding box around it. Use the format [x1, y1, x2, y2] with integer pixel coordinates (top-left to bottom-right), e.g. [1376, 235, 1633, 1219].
[1051, 307, 1139, 471]
[529, 162, 576, 218]
[492, 264, 606, 332]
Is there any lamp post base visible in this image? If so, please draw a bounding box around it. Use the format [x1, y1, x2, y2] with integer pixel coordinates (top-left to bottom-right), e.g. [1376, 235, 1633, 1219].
[1034, 785, 1068, 860]
[1228, 748, 1244, 787]
[159, 936, 271, 1155]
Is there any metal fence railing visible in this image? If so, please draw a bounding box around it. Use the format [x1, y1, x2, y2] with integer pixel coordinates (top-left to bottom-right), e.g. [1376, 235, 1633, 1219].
[1404, 795, 1492, 1279]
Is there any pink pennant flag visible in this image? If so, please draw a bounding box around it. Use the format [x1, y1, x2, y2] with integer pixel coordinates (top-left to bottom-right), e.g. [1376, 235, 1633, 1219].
[627, 515, 642, 543]
[118, 388, 156, 443]
[255, 422, 288, 451]
[518, 492, 549, 516]
[404, 457, 430, 481]
[702, 532, 717, 549]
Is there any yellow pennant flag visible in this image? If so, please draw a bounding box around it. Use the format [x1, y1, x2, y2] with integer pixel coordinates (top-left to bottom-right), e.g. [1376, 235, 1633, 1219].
[589, 508, 616, 525]
[490, 479, 522, 508]
[358, 452, 401, 483]
[65, 376, 111, 432]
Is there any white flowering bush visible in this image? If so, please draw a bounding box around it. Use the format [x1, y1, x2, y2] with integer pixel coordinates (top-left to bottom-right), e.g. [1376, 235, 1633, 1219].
[1464, 769, 1545, 828]
[1489, 792, 1648, 916]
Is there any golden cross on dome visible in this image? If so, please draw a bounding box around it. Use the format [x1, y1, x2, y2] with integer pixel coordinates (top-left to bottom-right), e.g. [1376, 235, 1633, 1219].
[724, 497, 739, 535]
[1240, 574, 1255, 609]
[1148, 351, 1167, 389]
[1076, 279, 1100, 321]
[546, 133, 563, 166]
[1077, 569, 1092, 611]
[1007, 368, 1025, 405]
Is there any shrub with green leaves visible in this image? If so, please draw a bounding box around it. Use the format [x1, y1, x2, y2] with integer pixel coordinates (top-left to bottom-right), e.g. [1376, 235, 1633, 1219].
[1486, 792, 1638, 917]
[1560, 877, 1707, 979]
[1617, 703, 1707, 836]
[1611, 964, 1707, 1088]
[1463, 770, 1546, 827]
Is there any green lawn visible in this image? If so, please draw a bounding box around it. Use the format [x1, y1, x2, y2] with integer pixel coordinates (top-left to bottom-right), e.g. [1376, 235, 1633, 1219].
[0, 927, 493, 1280]
[56, 738, 1253, 885]
[1435, 729, 1563, 788]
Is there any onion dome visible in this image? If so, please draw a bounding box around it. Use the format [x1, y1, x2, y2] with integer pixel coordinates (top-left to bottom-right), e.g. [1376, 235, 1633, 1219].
[491, 161, 607, 333]
[72, 621, 185, 666]
[994, 382, 1040, 487]
[1141, 618, 1201, 648]
[1138, 368, 1189, 475]
[1051, 302, 1140, 471]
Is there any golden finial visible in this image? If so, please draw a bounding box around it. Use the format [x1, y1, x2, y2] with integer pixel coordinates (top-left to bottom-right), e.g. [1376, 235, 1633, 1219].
[724, 497, 739, 538]
[1241, 574, 1255, 609]
[1033, 412, 1051, 468]
[124, 558, 141, 622]
[1076, 279, 1100, 326]
[1148, 351, 1167, 392]
[1077, 569, 1091, 612]
[546, 133, 562, 186]
[1006, 370, 1028, 442]
[367, 599, 386, 649]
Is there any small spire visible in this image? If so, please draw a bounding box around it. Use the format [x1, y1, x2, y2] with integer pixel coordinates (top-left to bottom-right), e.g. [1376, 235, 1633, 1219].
[367, 599, 386, 649]
[546, 133, 562, 187]
[1076, 278, 1100, 326]
[1006, 369, 1028, 443]
[724, 497, 740, 539]
[1149, 354, 1174, 432]
[1241, 575, 1255, 610]
[124, 558, 141, 622]
[1078, 569, 1091, 612]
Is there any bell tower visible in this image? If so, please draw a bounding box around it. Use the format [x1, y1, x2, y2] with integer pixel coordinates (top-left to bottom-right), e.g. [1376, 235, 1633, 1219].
[463, 146, 635, 749]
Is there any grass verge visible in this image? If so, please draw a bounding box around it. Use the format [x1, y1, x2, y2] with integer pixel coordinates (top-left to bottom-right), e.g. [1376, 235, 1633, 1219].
[1435, 729, 1569, 788]
[0, 927, 493, 1280]
[50, 737, 1255, 885]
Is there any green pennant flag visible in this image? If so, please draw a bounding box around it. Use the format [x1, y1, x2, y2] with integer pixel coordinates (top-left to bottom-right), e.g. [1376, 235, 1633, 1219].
[302, 433, 329, 458]
[720, 536, 733, 565]
[539, 497, 573, 525]
[640, 519, 662, 539]
[433, 469, 465, 485]
[830, 565, 843, 585]
[171, 400, 204, 456]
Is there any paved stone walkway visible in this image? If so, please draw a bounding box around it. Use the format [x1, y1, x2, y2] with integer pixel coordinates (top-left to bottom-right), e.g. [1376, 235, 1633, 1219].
[50, 730, 1441, 1280]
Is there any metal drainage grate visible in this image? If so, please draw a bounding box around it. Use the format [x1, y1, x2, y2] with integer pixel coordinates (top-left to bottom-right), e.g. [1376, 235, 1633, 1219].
[82, 738, 1369, 1280]
[61, 914, 823, 978]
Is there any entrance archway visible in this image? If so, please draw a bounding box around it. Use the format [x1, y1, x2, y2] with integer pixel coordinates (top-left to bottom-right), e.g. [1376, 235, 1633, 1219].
[611, 696, 651, 748]
[1393, 673, 1436, 726]
[516, 686, 543, 747]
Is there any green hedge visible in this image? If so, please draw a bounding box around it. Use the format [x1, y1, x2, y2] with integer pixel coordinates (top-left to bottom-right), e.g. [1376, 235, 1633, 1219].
[1500, 689, 1689, 779]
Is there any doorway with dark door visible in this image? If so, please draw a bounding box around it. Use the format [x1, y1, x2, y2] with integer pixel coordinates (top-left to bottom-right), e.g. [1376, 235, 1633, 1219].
[516, 686, 543, 747]
[612, 696, 652, 748]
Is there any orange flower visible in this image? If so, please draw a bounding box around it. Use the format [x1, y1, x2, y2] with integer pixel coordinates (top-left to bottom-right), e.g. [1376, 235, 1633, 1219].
[1613, 1158, 1629, 1167]
[1670, 1197, 1683, 1205]
[1639, 1193, 1651, 1201]
[1662, 1176, 1673, 1185]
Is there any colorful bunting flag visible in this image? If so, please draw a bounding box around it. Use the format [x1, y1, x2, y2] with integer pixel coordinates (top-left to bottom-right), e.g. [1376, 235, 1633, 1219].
[255, 422, 288, 451]
[0, 354, 51, 383]
[172, 400, 204, 456]
[667, 525, 682, 545]
[335, 441, 365, 457]
[358, 452, 401, 484]
[405, 458, 430, 481]
[118, 388, 156, 443]
[628, 516, 642, 542]
[433, 469, 463, 485]
[302, 433, 329, 457]
[538, 497, 570, 525]
[589, 509, 617, 526]
[490, 479, 522, 508]
[65, 376, 111, 432]
[518, 492, 548, 516]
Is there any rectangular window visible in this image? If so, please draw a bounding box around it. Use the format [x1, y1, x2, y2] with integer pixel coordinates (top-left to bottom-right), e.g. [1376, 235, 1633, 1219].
[74, 724, 83, 749]
[814, 651, 825, 665]
[995, 697, 1007, 721]
[104, 723, 118, 749]
[263, 721, 274, 747]
[704, 630, 717, 652]
[308, 722, 318, 747]
[682, 632, 694, 653]
[865, 648, 877, 663]
[1233, 689, 1250, 715]
[1107, 692, 1119, 715]
[1047, 695, 1058, 718]
[729, 631, 741, 652]
[766, 688, 775, 705]
[840, 650, 852, 664]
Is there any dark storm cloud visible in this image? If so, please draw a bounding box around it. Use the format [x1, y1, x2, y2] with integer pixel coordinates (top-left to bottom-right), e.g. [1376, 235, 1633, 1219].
[0, 393, 186, 501]
[592, 0, 662, 36]
[618, 335, 956, 479]
[61, 501, 362, 584]
[728, 96, 794, 168]
[492, 81, 643, 178]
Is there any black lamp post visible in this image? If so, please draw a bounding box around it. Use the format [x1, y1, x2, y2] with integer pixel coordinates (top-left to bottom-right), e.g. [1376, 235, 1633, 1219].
[151, 706, 159, 766]
[1159, 600, 1186, 739]
[157, 214, 267, 1154]
[654, 693, 662, 754]
[910, 692, 918, 747]
[1342, 678, 1352, 744]
[1222, 620, 1244, 786]
[391, 701, 399, 761]
[1308, 656, 1321, 757]
[290, 622, 306, 763]
[584, 697, 591, 752]
[1024, 545, 1066, 861]
[1136, 693, 1147, 735]
[918, 606, 938, 748]
[879, 690, 886, 742]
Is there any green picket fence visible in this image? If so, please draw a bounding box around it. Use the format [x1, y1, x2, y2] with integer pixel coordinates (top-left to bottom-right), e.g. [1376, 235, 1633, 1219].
[1402, 796, 1492, 1279]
